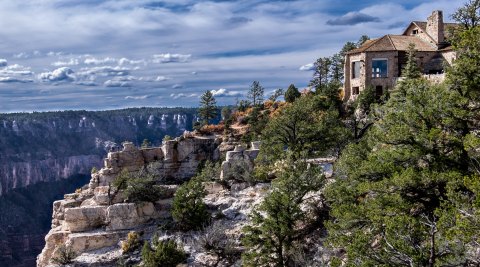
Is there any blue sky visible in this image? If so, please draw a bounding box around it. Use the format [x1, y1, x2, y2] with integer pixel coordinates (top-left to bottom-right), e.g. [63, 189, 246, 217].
[0, 0, 464, 112]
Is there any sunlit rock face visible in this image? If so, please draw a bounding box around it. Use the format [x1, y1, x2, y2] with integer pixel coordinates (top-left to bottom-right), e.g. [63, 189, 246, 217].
[37, 135, 222, 267]
[0, 107, 221, 267]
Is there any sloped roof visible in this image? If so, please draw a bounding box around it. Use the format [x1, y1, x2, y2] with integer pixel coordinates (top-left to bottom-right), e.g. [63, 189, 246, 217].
[402, 21, 459, 38]
[347, 34, 437, 54]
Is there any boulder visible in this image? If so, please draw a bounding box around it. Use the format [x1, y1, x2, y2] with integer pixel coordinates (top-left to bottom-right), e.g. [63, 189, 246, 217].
[64, 206, 107, 232]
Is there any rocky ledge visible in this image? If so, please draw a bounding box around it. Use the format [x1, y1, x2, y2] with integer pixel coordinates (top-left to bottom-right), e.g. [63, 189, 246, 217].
[37, 134, 263, 267]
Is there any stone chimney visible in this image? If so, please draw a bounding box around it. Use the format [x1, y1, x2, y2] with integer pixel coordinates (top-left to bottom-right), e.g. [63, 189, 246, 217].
[426, 10, 444, 45]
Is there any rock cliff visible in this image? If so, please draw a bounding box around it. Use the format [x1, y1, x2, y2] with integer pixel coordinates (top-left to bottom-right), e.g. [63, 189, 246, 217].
[37, 135, 265, 267]
[37, 134, 224, 266]
[0, 107, 220, 267]
[0, 107, 207, 195]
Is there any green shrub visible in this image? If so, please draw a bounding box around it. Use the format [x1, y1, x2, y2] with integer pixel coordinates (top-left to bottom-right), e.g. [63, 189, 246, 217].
[91, 167, 98, 174]
[196, 160, 221, 182]
[172, 178, 210, 231]
[141, 139, 152, 148]
[113, 169, 162, 203]
[121, 231, 142, 254]
[163, 135, 172, 142]
[51, 245, 76, 265]
[141, 238, 187, 267]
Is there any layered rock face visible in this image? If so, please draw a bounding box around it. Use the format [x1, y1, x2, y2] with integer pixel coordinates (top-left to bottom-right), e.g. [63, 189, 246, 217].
[37, 135, 222, 267]
[0, 107, 215, 267]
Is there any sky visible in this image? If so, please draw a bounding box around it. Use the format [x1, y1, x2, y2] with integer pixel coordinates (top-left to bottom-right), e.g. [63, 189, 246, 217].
[0, 0, 465, 112]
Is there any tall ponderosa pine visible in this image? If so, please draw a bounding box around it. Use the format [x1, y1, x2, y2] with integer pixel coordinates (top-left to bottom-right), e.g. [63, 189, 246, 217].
[326, 4, 480, 264]
[247, 81, 265, 106]
[309, 57, 333, 91]
[198, 90, 217, 125]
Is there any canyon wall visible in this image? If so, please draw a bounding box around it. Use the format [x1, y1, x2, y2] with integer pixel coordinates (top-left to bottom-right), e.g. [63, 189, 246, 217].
[0, 107, 217, 267]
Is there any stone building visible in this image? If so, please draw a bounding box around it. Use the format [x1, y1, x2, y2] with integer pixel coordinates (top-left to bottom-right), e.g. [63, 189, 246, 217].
[344, 10, 458, 102]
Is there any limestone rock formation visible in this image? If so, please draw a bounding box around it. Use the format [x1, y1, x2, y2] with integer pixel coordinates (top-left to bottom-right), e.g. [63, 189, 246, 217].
[37, 135, 221, 267]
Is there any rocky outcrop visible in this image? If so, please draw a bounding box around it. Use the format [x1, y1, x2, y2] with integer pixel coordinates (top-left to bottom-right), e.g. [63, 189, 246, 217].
[37, 135, 221, 267]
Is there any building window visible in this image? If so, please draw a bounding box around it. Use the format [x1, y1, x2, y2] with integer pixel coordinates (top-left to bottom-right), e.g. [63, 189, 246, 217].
[372, 59, 388, 78]
[352, 61, 361, 79]
[352, 87, 360, 95]
[412, 29, 419, 35]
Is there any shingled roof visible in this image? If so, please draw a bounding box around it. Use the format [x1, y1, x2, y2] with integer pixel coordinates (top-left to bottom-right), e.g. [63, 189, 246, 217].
[347, 34, 437, 54]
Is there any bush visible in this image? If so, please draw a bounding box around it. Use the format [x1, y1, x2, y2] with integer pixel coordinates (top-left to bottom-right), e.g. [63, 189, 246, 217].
[223, 160, 256, 185]
[199, 124, 224, 135]
[113, 168, 163, 203]
[121, 231, 142, 254]
[51, 245, 76, 265]
[196, 160, 221, 182]
[141, 139, 152, 148]
[91, 167, 98, 174]
[163, 135, 172, 142]
[197, 222, 241, 265]
[172, 178, 210, 231]
[141, 238, 187, 267]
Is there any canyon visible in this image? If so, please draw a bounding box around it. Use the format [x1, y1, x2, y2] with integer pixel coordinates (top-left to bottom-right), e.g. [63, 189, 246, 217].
[0, 108, 213, 267]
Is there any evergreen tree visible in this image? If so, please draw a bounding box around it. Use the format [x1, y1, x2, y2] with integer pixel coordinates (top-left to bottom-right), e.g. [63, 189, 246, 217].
[451, 0, 480, 29]
[284, 84, 301, 103]
[356, 35, 370, 47]
[247, 81, 265, 106]
[402, 43, 422, 79]
[171, 178, 210, 231]
[269, 88, 284, 102]
[309, 57, 333, 91]
[326, 77, 476, 266]
[259, 94, 350, 163]
[326, 5, 480, 261]
[221, 106, 232, 121]
[242, 160, 325, 267]
[198, 90, 217, 125]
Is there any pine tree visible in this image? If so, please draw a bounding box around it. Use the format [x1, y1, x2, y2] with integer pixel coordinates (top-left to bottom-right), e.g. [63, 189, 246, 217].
[247, 81, 265, 106]
[171, 178, 210, 231]
[309, 57, 332, 91]
[402, 43, 422, 79]
[198, 90, 217, 125]
[259, 94, 350, 163]
[242, 160, 325, 267]
[284, 84, 300, 103]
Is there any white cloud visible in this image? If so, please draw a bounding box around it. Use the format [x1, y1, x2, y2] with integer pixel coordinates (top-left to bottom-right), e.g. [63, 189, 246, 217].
[172, 84, 183, 89]
[299, 63, 315, 71]
[119, 58, 146, 65]
[152, 53, 192, 63]
[155, 76, 169, 82]
[76, 81, 97, 86]
[211, 88, 242, 97]
[84, 57, 117, 65]
[125, 95, 151, 100]
[0, 64, 34, 83]
[52, 58, 79, 67]
[170, 93, 198, 99]
[104, 79, 132, 87]
[0, 59, 7, 67]
[13, 52, 30, 59]
[77, 66, 130, 77]
[0, 77, 33, 83]
[39, 67, 75, 82]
